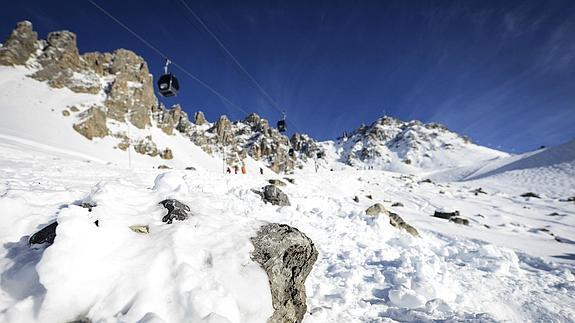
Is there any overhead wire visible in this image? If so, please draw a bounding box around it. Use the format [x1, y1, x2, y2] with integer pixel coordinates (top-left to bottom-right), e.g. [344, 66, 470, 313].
[87, 0, 250, 116]
[176, 0, 302, 133]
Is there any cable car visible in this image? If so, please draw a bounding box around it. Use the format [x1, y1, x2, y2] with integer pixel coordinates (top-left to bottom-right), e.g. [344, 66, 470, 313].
[277, 112, 287, 132]
[288, 148, 295, 157]
[157, 59, 179, 97]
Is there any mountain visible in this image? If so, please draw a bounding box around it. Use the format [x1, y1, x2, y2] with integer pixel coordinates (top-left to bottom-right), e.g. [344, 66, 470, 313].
[0, 21, 321, 173]
[332, 116, 508, 173]
[1, 20, 575, 323]
[0, 21, 514, 175]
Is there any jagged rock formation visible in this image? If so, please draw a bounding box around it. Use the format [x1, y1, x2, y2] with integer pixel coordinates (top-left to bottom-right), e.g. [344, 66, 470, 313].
[335, 116, 506, 171]
[0, 21, 323, 173]
[0, 21, 39, 66]
[251, 223, 318, 323]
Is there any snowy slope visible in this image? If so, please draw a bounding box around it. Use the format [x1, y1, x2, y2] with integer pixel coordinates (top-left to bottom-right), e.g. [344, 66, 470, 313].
[430, 139, 575, 197]
[0, 65, 230, 172]
[1, 138, 574, 322]
[333, 116, 508, 173]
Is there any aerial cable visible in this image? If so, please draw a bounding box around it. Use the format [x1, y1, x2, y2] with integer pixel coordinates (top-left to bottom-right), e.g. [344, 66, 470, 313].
[177, 0, 302, 133]
[87, 0, 249, 116]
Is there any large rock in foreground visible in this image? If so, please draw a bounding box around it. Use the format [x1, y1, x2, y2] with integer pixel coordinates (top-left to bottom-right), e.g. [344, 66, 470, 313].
[251, 223, 318, 323]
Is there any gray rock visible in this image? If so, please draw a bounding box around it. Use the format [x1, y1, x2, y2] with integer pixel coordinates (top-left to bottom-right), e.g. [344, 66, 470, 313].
[283, 177, 295, 184]
[450, 217, 470, 226]
[251, 223, 318, 323]
[388, 212, 419, 237]
[0, 21, 38, 66]
[268, 179, 287, 187]
[391, 202, 404, 207]
[520, 192, 540, 198]
[366, 203, 388, 216]
[255, 185, 291, 206]
[159, 199, 190, 224]
[29, 222, 58, 245]
[433, 210, 459, 219]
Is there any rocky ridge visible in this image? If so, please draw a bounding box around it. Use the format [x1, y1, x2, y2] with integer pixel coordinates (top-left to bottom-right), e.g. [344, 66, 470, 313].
[0, 21, 321, 173]
[335, 115, 506, 170]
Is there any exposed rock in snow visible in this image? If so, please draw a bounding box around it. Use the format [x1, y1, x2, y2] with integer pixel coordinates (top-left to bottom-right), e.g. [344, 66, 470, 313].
[159, 199, 191, 224]
[450, 217, 470, 226]
[388, 212, 420, 237]
[0, 21, 38, 66]
[268, 179, 287, 187]
[254, 185, 291, 206]
[433, 209, 460, 219]
[334, 116, 507, 172]
[28, 221, 58, 245]
[366, 203, 388, 216]
[250, 223, 318, 323]
[520, 192, 540, 198]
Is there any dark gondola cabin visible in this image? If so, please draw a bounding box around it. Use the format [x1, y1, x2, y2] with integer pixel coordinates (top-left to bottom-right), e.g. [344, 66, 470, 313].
[157, 74, 179, 97]
[288, 148, 295, 157]
[277, 119, 287, 132]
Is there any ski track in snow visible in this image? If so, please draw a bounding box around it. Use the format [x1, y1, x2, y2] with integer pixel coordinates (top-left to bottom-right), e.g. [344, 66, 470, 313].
[1, 139, 574, 322]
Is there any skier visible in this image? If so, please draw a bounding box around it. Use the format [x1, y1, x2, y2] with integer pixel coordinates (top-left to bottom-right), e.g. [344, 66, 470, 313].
[226, 167, 231, 174]
[259, 167, 264, 175]
[234, 165, 238, 174]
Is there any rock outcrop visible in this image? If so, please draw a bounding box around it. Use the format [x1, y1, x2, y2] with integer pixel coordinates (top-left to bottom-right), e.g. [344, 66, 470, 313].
[0, 21, 38, 66]
[365, 203, 419, 237]
[251, 223, 318, 323]
[253, 185, 291, 206]
[1, 21, 326, 173]
[29, 221, 58, 245]
[159, 199, 191, 224]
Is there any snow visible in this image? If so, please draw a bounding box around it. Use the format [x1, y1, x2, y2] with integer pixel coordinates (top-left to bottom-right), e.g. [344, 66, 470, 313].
[1, 65, 575, 322]
[1, 136, 574, 322]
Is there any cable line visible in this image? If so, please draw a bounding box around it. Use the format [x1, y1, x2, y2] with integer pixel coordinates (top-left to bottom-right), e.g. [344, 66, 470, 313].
[177, 0, 301, 133]
[87, 0, 249, 116]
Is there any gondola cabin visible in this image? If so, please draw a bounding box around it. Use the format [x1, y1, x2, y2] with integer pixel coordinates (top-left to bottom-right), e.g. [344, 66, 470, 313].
[288, 148, 295, 157]
[277, 119, 287, 132]
[157, 74, 179, 97]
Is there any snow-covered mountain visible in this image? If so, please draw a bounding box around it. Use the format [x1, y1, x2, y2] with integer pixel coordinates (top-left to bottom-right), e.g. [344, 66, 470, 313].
[0, 21, 321, 174]
[332, 115, 508, 173]
[1, 20, 575, 323]
[0, 21, 513, 175]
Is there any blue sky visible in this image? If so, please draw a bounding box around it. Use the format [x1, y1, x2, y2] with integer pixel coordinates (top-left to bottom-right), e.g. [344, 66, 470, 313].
[1, 0, 574, 152]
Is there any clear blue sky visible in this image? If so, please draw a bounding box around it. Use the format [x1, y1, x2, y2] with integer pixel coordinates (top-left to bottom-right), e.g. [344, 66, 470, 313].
[1, 0, 574, 152]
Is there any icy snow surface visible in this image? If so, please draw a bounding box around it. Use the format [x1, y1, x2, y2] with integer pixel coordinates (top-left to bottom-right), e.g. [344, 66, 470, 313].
[0, 137, 574, 322]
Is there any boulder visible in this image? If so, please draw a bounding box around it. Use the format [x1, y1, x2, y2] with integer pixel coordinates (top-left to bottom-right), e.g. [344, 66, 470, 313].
[73, 106, 109, 140]
[283, 177, 295, 184]
[254, 185, 291, 206]
[391, 202, 404, 207]
[268, 179, 287, 187]
[471, 187, 487, 195]
[29, 222, 58, 245]
[389, 212, 419, 237]
[433, 210, 459, 219]
[160, 148, 173, 160]
[520, 192, 540, 198]
[251, 223, 318, 323]
[450, 217, 470, 226]
[159, 199, 191, 224]
[129, 225, 149, 234]
[366, 203, 388, 216]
